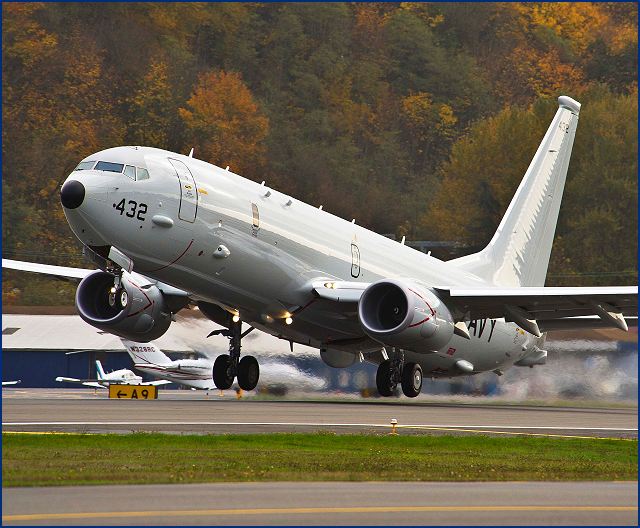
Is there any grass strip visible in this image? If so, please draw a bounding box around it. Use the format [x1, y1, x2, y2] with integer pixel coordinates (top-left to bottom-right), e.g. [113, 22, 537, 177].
[3, 432, 637, 487]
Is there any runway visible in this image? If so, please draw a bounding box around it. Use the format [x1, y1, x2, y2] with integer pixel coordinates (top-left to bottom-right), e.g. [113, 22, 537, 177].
[2, 389, 637, 438]
[3, 481, 637, 525]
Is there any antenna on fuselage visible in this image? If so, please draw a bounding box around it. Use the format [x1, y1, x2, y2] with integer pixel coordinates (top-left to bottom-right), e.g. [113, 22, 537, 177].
[188, 148, 194, 158]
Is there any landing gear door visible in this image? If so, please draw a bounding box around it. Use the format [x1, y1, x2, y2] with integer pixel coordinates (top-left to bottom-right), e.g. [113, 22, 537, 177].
[168, 158, 198, 223]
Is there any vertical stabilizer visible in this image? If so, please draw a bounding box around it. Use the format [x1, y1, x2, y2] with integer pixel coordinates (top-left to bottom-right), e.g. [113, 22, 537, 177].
[451, 96, 581, 287]
[122, 340, 172, 365]
[95, 360, 107, 380]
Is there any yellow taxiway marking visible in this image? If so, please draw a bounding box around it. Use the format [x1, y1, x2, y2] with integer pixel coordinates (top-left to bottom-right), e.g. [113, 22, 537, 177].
[2, 431, 77, 435]
[4, 505, 637, 522]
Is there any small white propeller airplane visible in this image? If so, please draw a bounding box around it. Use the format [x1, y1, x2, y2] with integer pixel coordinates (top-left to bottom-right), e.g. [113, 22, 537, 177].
[55, 360, 170, 389]
[4, 95, 637, 398]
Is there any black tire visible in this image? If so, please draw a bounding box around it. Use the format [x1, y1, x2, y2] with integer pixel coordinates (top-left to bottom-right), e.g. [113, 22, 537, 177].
[237, 356, 260, 391]
[401, 362, 423, 398]
[213, 354, 234, 389]
[376, 359, 396, 397]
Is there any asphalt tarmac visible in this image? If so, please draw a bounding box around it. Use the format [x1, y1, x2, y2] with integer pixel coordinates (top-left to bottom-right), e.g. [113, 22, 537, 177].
[3, 481, 637, 525]
[2, 389, 637, 438]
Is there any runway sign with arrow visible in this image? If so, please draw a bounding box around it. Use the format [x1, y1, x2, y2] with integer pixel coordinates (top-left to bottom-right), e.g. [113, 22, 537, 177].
[108, 384, 157, 400]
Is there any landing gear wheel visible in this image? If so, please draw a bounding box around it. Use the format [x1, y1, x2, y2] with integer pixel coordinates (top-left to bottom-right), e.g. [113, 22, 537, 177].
[108, 288, 127, 309]
[119, 289, 128, 308]
[401, 362, 422, 398]
[237, 356, 260, 391]
[213, 354, 234, 389]
[376, 359, 397, 397]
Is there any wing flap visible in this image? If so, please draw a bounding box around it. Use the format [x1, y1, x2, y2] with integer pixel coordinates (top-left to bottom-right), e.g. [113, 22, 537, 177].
[539, 316, 638, 332]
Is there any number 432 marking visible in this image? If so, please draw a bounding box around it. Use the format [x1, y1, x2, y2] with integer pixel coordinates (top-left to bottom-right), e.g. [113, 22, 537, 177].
[114, 199, 147, 221]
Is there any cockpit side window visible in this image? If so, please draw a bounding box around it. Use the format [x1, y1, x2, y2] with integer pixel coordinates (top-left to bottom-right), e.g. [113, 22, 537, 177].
[124, 165, 136, 180]
[136, 168, 150, 181]
[95, 161, 125, 173]
[75, 161, 96, 171]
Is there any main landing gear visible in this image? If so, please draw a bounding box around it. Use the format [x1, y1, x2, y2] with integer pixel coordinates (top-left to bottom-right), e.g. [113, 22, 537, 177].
[376, 349, 422, 398]
[210, 320, 259, 391]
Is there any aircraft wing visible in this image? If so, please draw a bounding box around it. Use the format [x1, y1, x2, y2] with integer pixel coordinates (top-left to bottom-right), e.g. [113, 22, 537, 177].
[434, 286, 637, 336]
[2, 380, 21, 386]
[3, 258, 94, 281]
[143, 380, 173, 386]
[3, 258, 191, 298]
[313, 281, 637, 335]
[537, 316, 638, 332]
[55, 376, 107, 388]
[55, 376, 84, 383]
[81, 381, 108, 389]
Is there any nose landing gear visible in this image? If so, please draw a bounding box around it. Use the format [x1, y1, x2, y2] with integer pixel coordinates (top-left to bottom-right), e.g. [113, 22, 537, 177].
[107, 273, 128, 309]
[376, 349, 423, 398]
[211, 320, 259, 391]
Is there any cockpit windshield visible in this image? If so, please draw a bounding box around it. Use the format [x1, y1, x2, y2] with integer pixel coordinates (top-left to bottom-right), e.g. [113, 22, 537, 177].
[136, 168, 150, 180]
[95, 161, 125, 173]
[74, 161, 96, 171]
[74, 160, 150, 181]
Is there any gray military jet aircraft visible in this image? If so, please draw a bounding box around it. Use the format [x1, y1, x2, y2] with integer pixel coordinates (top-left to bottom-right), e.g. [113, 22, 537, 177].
[4, 96, 637, 397]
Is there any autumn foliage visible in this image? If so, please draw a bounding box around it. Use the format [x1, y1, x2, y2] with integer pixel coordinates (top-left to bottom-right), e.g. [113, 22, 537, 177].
[179, 71, 269, 178]
[2, 2, 637, 303]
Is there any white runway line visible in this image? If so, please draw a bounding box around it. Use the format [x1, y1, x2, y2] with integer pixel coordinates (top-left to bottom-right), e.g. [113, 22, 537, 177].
[2, 421, 637, 431]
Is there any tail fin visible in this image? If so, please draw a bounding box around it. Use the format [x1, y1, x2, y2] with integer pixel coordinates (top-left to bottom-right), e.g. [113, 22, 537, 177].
[451, 96, 581, 287]
[95, 360, 106, 380]
[122, 339, 171, 365]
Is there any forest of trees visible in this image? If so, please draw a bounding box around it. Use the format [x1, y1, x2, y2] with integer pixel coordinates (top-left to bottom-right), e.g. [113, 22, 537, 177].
[3, 2, 637, 304]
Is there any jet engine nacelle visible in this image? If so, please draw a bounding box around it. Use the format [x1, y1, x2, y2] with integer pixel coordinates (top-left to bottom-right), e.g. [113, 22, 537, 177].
[358, 279, 454, 353]
[75, 271, 171, 342]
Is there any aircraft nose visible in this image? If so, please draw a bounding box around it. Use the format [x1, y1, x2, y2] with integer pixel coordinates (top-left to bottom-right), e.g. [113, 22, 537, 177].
[60, 180, 85, 209]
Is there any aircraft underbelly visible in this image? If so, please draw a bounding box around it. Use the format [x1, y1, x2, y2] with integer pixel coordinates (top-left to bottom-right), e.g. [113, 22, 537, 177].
[409, 321, 531, 376]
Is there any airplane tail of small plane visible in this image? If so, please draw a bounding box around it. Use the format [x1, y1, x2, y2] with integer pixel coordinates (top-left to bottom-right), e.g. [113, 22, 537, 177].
[451, 95, 581, 287]
[95, 360, 107, 380]
[122, 339, 172, 366]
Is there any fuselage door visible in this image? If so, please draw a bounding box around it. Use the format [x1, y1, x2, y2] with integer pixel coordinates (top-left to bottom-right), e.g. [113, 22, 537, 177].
[351, 243, 361, 278]
[168, 158, 198, 223]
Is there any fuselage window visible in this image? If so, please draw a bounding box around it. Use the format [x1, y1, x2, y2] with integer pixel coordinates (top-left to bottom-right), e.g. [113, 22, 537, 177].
[251, 203, 260, 236]
[95, 161, 124, 173]
[136, 167, 150, 180]
[75, 161, 96, 171]
[124, 165, 136, 180]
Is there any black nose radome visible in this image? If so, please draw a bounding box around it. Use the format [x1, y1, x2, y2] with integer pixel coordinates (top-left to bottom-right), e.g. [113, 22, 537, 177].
[60, 180, 85, 209]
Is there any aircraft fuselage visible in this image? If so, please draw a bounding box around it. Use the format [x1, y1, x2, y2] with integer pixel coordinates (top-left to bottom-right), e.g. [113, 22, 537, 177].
[62, 146, 541, 378]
